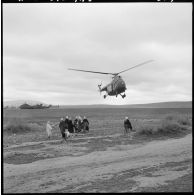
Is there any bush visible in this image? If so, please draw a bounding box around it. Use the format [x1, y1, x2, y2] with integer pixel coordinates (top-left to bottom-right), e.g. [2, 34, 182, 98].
[4, 119, 42, 134]
[165, 114, 191, 126]
[136, 125, 155, 135]
[158, 120, 182, 134]
[165, 114, 175, 121]
[177, 115, 191, 126]
[135, 114, 191, 137]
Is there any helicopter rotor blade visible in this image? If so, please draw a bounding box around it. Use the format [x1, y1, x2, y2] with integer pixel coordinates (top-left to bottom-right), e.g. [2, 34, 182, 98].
[68, 68, 115, 75]
[115, 60, 154, 75]
[69, 60, 154, 76]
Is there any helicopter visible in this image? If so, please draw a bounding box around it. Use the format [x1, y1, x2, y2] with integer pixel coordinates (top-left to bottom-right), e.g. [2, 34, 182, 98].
[68, 60, 154, 99]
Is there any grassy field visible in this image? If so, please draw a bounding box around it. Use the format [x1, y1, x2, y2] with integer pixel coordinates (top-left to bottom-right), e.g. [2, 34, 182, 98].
[3, 108, 192, 146]
[3, 107, 192, 192]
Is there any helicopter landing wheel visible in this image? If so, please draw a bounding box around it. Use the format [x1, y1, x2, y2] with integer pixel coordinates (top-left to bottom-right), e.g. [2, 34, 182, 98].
[104, 95, 107, 99]
[120, 93, 126, 98]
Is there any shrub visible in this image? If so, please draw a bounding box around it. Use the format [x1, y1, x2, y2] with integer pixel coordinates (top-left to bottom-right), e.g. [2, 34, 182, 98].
[135, 114, 191, 137]
[136, 125, 155, 135]
[177, 115, 191, 126]
[4, 119, 42, 134]
[158, 120, 182, 134]
[165, 114, 191, 126]
[165, 114, 175, 121]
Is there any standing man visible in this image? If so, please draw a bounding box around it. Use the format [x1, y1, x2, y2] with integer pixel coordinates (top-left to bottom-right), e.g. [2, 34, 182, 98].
[74, 116, 78, 133]
[83, 116, 89, 132]
[64, 116, 69, 131]
[68, 117, 74, 133]
[59, 118, 66, 141]
[78, 116, 83, 133]
[124, 116, 133, 138]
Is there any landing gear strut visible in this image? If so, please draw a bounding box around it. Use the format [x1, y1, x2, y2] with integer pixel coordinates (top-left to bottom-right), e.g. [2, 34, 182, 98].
[120, 93, 126, 98]
[103, 92, 108, 99]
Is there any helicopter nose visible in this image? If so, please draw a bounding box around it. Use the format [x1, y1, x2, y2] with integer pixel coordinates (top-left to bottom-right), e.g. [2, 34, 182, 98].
[121, 81, 126, 87]
[122, 82, 127, 91]
[117, 80, 126, 92]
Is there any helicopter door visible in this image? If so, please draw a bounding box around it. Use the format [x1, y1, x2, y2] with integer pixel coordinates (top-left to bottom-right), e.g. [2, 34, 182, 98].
[107, 84, 112, 93]
[112, 80, 117, 91]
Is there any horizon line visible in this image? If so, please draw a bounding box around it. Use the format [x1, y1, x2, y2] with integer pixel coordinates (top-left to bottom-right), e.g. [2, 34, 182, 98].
[57, 100, 192, 106]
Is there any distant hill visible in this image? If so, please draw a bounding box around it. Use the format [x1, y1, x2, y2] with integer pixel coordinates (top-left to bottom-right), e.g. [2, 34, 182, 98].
[123, 101, 192, 108]
[3, 100, 47, 108]
[59, 101, 192, 109]
[3, 100, 192, 109]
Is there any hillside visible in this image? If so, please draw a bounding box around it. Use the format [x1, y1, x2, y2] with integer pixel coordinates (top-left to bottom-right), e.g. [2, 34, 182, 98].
[59, 101, 192, 109]
[124, 101, 192, 108]
[3, 100, 192, 109]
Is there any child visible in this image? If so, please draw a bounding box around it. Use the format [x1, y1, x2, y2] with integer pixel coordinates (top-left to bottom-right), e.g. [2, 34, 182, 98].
[46, 121, 52, 139]
[64, 128, 70, 142]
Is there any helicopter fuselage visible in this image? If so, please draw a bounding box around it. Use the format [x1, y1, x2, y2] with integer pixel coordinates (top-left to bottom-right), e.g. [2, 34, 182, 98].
[100, 75, 126, 96]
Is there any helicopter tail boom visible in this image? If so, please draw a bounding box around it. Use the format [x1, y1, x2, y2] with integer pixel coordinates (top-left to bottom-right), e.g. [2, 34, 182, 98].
[98, 82, 102, 93]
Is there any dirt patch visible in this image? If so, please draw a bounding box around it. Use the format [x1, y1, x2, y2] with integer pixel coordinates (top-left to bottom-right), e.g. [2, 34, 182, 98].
[135, 173, 192, 192]
[4, 143, 45, 152]
[3, 132, 192, 193]
[49, 158, 192, 193]
[54, 174, 137, 193]
[4, 153, 46, 164]
[4, 142, 90, 165]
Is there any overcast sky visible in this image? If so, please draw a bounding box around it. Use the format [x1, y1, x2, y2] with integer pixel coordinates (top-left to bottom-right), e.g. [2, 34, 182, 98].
[3, 3, 192, 105]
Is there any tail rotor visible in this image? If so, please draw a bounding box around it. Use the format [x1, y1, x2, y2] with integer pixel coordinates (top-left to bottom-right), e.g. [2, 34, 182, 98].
[98, 81, 102, 94]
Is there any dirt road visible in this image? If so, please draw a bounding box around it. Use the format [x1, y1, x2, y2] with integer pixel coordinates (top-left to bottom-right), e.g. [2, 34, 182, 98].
[4, 133, 192, 192]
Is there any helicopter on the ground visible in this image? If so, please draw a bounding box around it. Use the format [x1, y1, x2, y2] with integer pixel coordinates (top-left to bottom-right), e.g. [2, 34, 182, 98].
[68, 60, 154, 99]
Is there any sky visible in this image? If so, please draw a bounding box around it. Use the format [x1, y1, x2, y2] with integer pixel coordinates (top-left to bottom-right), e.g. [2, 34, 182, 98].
[3, 3, 192, 105]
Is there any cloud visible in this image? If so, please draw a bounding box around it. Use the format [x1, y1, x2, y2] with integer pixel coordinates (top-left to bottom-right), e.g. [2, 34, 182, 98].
[3, 3, 192, 105]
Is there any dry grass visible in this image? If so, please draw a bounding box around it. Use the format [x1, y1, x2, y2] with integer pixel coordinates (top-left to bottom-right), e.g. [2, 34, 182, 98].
[165, 114, 192, 126]
[3, 109, 192, 146]
[136, 114, 191, 136]
[4, 118, 44, 134]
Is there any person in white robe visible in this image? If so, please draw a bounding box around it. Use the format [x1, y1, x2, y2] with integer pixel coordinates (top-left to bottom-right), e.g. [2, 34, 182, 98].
[46, 121, 53, 139]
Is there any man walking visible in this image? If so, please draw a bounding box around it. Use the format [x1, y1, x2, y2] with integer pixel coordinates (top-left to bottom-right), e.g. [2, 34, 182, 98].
[59, 118, 66, 142]
[124, 116, 133, 138]
[68, 117, 74, 133]
[83, 116, 89, 133]
[74, 116, 78, 133]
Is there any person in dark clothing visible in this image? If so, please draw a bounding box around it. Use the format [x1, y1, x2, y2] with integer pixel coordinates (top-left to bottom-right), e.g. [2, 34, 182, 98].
[59, 118, 66, 141]
[64, 116, 69, 131]
[74, 116, 78, 133]
[68, 117, 74, 133]
[83, 116, 89, 132]
[124, 116, 133, 137]
[62, 116, 71, 142]
[77, 116, 83, 133]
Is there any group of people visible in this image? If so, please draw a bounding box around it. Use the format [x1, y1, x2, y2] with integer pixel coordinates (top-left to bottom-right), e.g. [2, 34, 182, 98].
[46, 116, 133, 141]
[73, 116, 90, 133]
[59, 115, 89, 141]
